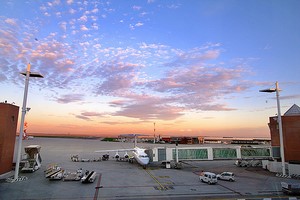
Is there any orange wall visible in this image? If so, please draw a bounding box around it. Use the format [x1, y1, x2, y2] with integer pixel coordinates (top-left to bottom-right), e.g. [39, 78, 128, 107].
[269, 115, 300, 162]
[0, 103, 19, 175]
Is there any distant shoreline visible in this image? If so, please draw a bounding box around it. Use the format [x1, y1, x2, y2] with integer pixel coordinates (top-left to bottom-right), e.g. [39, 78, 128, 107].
[18, 132, 271, 140]
[31, 135, 104, 140]
[17, 133, 106, 140]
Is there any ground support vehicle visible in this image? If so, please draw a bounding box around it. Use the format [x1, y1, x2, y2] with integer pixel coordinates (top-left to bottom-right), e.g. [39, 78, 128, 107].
[281, 182, 300, 195]
[216, 172, 235, 182]
[199, 172, 217, 185]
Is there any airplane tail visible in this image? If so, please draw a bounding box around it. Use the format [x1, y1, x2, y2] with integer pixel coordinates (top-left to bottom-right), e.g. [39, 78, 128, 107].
[23, 122, 28, 140]
[119, 134, 146, 148]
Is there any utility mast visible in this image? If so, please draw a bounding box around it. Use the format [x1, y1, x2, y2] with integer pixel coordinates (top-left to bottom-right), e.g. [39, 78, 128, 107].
[153, 122, 156, 144]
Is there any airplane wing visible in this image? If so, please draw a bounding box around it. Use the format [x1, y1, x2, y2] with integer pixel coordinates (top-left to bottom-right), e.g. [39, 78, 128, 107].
[95, 148, 135, 153]
[95, 148, 136, 161]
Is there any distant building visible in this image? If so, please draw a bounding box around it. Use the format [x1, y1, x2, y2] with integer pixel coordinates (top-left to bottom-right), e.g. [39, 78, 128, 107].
[0, 102, 19, 175]
[161, 137, 171, 143]
[199, 136, 270, 145]
[160, 136, 270, 145]
[269, 104, 300, 162]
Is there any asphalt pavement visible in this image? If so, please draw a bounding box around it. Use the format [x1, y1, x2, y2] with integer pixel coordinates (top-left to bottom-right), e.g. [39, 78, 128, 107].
[0, 137, 299, 200]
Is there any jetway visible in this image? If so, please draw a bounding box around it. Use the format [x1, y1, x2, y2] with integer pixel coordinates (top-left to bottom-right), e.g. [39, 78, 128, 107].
[151, 146, 271, 163]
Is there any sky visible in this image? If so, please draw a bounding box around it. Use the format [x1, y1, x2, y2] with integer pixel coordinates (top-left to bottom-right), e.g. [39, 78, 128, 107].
[1, 0, 300, 138]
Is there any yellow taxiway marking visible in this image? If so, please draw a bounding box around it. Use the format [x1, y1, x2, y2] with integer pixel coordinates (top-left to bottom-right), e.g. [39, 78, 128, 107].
[144, 168, 167, 191]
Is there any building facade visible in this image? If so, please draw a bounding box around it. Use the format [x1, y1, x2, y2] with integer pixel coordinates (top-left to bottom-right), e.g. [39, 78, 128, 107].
[269, 104, 300, 162]
[0, 102, 19, 175]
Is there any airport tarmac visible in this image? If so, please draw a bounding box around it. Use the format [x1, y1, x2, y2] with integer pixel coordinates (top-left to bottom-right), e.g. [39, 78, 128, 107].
[0, 137, 300, 200]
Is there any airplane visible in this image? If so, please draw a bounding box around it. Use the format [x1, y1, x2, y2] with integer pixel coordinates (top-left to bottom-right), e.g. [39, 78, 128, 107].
[95, 134, 150, 168]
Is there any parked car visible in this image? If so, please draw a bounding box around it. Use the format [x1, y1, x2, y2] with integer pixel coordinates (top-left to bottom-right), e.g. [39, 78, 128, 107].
[281, 182, 300, 195]
[199, 172, 217, 184]
[216, 172, 235, 182]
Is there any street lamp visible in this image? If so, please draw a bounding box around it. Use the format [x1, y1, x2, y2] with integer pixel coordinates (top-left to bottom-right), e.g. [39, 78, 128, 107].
[14, 63, 43, 181]
[259, 81, 286, 176]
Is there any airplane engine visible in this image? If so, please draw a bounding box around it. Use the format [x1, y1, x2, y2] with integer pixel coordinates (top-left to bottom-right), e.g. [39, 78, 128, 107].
[114, 153, 120, 159]
[102, 154, 109, 161]
[124, 152, 129, 159]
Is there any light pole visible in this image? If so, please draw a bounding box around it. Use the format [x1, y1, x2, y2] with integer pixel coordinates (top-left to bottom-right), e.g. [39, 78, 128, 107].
[14, 63, 43, 181]
[260, 81, 286, 176]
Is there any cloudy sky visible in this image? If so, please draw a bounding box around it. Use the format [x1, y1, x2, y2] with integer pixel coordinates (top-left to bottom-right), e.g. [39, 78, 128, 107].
[1, 0, 300, 137]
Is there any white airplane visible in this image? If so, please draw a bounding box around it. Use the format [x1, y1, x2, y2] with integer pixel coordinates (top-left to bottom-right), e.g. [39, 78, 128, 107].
[95, 134, 150, 168]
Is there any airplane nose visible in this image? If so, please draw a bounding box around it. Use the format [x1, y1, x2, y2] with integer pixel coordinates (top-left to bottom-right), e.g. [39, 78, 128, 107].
[144, 157, 150, 164]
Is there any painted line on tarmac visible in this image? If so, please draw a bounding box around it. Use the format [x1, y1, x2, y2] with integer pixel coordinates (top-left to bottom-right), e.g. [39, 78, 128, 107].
[236, 196, 299, 200]
[144, 168, 168, 191]
[94, 173, 102, 200]
[217, 182, 243, 196]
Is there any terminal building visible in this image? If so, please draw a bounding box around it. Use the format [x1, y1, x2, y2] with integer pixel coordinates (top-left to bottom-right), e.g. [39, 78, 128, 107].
[269, 104, 300, 162]
[266, 104, 300, 175]
[149, 104, 300, 176]
[160, 136, 270, 145]
[0, 102, 19, 176]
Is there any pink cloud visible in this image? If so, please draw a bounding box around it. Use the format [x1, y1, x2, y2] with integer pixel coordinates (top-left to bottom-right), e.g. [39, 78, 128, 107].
[135, 22, 144, 27]
[80, 25, 89, 31]
[89, 44, 246, 120]
[165, 48, 221, 68]
[44, 12, 51, 17]
[76, 115, 91, 121]
[56, 94, 84, 104]
[69, 8, 76, 14]
[95, 60, 141, 95]
[112, 95, 185, 120]
[0, 17, 249, 122]
[133, 6, 142, 10]
[4, 18, 18, 26]
[59, 21, 67, 31]
[91, 8, 99, 13]
[81, 112, 103, 117]
[75, 111, 103, 121]
[201, 50, 220, 60]
[98, 75, 133, 95]
[78, 15, 88, 22]
[145, 65, 247, 111]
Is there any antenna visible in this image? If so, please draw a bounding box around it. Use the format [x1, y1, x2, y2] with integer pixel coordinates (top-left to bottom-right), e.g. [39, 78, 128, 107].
[153, 122, 156, 144]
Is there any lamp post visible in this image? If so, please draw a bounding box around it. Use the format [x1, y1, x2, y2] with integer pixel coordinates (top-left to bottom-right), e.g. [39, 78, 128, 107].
[14, 63, 43, 181]
[260, 81, 286, 176]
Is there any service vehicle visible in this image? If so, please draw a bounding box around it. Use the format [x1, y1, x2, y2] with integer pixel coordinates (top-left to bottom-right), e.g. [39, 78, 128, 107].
[216, 172, 235, 182]
[199, 172, 217, 184]
[281, 182, 300, 195]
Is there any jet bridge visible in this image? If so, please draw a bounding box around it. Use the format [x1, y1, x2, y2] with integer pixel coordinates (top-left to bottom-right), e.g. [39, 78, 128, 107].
[151, 146, 271, 163]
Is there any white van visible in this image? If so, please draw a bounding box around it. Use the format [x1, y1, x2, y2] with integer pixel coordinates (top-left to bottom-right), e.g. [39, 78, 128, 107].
[199, 172, 217, 184]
